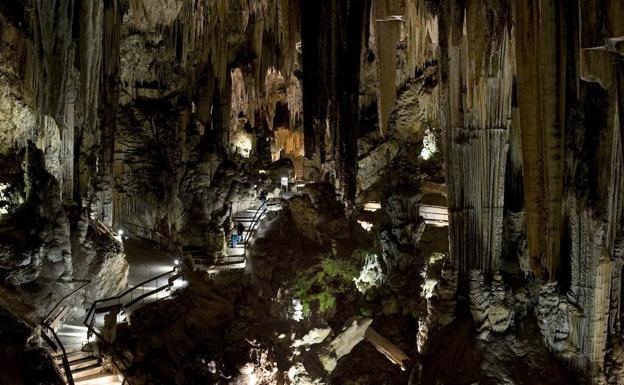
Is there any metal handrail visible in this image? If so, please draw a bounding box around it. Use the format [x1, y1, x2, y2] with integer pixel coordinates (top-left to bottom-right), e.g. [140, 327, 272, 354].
[83, 268, 180, 334]
[82, 267, 183, 385]
[242, 198, 279, 252]
[41, 322, 75, 385]
[39, 281, 91, 385]
[242, 199, 269, 245]
[244, 207, 267, 247]
[42, 280, 92, 327]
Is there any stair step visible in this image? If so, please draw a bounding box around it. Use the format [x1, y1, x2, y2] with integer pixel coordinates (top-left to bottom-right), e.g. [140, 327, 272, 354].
[60, 324, 88, 331]
[61, 343, 87, 354]
[58, 330, 89, 339]
[68, 356, 99, 370]
[74, 372, 121, 385]
[55, 350, 90, 361]
[56, 353, 94, 366]
[72, 363, 104, 379]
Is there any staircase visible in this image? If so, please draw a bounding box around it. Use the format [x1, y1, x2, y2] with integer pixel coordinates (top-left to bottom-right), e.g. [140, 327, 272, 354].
[53, 349, 122, 385]
[194, 199, 281, 273]
[40, 267, 183, 385]
[43, 319, 123, 385]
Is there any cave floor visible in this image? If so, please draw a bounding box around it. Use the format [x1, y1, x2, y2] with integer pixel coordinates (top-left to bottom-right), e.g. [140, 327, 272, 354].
[123, 239, 176, 287]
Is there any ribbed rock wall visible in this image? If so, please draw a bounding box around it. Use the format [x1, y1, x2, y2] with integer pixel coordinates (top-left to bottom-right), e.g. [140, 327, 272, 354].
[372, 0, 404, 136]
[437, 0, 513, 278]
[404, 1, 624, 381]
[514, 0, 567, 277]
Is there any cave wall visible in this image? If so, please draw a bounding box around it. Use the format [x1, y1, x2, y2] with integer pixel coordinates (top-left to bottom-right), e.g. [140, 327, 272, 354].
[112, 0, 304, 239]
[428, 0, 624, 380]
[0, 1, 128, 325]
[0, 0, 307, 252]
[354, 0, 624, 380]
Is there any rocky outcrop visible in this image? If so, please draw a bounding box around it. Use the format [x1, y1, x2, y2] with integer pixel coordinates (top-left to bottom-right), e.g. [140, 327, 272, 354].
[0, 145, 127, 320]
[0, 146, 71, 288]
[468, 271, 515, 340]
[0, 305, 62, 385]
[318, 318, 373, 373]
[417, 256, 457, 353]
[536, 281, 574, 356]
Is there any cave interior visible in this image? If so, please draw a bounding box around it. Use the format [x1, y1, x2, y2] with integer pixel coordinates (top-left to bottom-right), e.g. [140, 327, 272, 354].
[0, 1, 623, 385]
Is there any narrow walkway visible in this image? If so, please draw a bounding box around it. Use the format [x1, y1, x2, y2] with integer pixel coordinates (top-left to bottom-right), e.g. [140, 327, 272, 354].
[419, 204, 449, 227]
[48, 192, 291, 383]
[198, 200, 282, 273]
[50, 241, 180, 385]
[124, 239, 177, 287]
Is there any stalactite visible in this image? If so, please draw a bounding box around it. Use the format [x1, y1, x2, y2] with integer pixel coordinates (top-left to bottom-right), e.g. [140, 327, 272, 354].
[31, 0, 75, 122]
[76, 0, 103, 203]
[300, 0, 327, 161]
[403, 0, 437, 81]
[29, 0, 77, 199]
[514, 0, 567, 277]
[272, 128, 303, 162]
[212, 70, 232, 152]
[96, 0, 123, 226]
[439, 0, 513, 280]
[372, 0, 404, 136]
[79, 0, 102, 133]
[300, 0, 370, 203]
